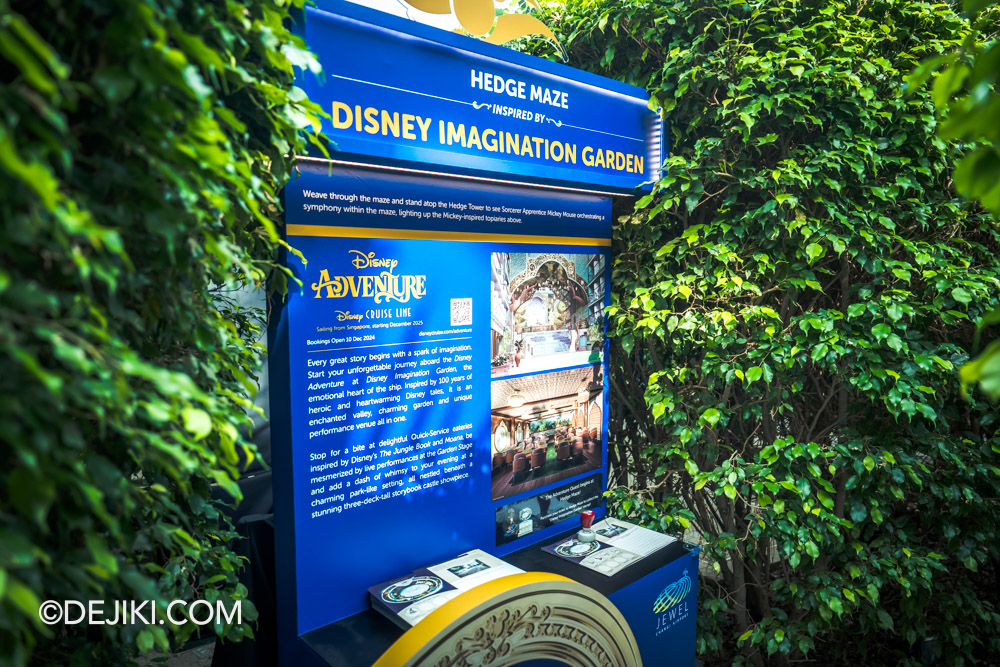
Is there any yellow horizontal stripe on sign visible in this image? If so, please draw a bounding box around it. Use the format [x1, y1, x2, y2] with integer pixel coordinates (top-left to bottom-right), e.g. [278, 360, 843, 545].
[286, 224, 611, 247]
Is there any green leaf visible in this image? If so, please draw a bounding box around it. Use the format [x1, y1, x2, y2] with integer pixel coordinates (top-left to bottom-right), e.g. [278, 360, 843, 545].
[960, 339, 1000, 399]
[622, 334, 634, 355]
[805, 243, 824, 264]
[685, 194, 700, 213]
[137, 629, 155, 653]
[93, 67, 137, 105]
[6, 578, 40, 621]
[932, 62, 969, 109]
[817, 490, 834, 510]
[951, 287, 972, 305]
[182, 407, 213, 440]
[811, 342, 829, 362]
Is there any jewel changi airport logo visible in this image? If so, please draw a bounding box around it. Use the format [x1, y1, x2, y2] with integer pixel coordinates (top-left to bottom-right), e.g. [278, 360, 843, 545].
[401, 0, 565, 58]
[653, 569, 692, 634]
[653, 569, 691, 613]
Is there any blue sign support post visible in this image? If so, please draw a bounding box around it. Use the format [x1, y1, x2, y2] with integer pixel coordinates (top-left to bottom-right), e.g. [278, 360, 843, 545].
[269, 3, 696, 665]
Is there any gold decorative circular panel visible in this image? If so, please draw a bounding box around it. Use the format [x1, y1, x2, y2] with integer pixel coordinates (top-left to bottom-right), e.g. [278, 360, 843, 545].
[373, 573, 642, 667]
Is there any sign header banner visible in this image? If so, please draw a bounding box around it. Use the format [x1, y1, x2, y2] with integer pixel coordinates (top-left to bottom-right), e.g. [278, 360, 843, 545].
[301, 1, 664, 193]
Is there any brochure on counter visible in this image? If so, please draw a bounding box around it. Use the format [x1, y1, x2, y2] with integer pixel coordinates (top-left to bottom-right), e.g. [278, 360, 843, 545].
[543, 518, 676, 576]
[368, 549, 523, 629]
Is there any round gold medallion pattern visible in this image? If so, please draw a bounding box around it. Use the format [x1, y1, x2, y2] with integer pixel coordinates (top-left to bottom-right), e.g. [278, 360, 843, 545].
[373, 573, 642, 667]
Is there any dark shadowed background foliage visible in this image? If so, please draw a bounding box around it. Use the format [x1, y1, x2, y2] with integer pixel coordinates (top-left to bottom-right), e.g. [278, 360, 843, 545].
[0, 0, 322, 663]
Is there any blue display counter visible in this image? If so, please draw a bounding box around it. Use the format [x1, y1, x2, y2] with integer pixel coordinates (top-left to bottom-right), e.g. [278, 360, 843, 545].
[291, 531, 699, 667]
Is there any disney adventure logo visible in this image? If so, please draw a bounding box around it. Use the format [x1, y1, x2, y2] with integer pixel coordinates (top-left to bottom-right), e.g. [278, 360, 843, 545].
[653, 569, 692, 635]
[311, 250, 427, 304]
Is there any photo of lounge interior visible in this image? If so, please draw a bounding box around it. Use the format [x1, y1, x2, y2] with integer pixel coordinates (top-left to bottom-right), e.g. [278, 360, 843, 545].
[491, 252, 606, 378]
[490, 366, 603, 501]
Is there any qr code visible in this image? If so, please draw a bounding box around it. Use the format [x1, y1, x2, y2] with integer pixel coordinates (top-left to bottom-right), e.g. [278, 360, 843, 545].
[451, 298, 472, 326]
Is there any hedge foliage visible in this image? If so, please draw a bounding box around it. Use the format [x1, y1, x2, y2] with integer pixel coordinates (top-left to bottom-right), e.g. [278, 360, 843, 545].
[914, 0, 1000, 401]
[0, 0, 322, 663]
[915, 0, 1000, 219]
[537, 0, 1000, 664]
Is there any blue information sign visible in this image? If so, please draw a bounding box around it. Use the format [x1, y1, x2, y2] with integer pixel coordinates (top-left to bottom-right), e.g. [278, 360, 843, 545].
[274, 164, 612, 633]
[300, 0, 664, 193]
[271, 3, 675, 655]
